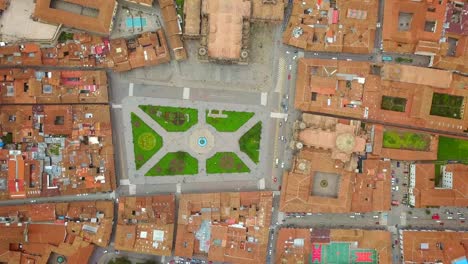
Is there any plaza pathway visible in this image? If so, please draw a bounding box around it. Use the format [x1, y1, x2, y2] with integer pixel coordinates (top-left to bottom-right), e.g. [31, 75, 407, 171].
[122, 96, 270, 186]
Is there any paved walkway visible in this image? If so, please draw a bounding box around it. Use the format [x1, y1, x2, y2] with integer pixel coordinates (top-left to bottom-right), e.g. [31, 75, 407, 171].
[122, 97, 270, 185]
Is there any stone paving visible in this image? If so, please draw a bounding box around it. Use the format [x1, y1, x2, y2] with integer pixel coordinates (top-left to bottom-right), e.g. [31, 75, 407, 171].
[122, 96, 270, 185]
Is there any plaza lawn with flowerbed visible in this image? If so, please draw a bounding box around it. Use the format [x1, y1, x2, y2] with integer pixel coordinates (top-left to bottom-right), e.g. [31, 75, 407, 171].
[382, 130, 430, 151]
[437, 136, 468, 161]
[131, 113, 163, 170]
[239, 122, 262, 163]
[139, 105, 198, 132]
[206, 110, 254, 132]
[146, 152, 198, 176]
[206, 152, 250, 174]
[430, 93, 464, 119]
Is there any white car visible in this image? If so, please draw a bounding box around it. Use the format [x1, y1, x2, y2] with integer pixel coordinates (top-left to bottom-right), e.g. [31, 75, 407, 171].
[281, 162, 285, 169]
[288, 65, 292, 70]
[332, 57, 337, 60]
[373, 215, 379, 219]
[349, 215, 356, 218]
[376, 22, 381, 28]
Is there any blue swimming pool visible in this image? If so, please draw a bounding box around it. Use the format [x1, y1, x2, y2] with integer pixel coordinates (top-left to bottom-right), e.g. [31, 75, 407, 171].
[126, 17, 147, 28]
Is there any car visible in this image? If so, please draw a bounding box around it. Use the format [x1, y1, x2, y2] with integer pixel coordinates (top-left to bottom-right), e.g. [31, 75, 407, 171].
[395, 186, 399, 191]
[288, 65, 292, 70]
[280, 136, 285, 141]
[346, 58, 352, 61]
[376, 22, 381, 28]
[273, 177, 278, 183]
[397, 161, 400, 167]
[293, 55, 297, 60]
[284, 94, 289, 99]
[313, 53, 318, 55]
[392, 186, 396, 191]
[412, 216, 418, 219]
[284, 115, 288, 122]
[373, 215, 379, 219]
[332, 57, 337, 60]
[349, 215, 356, 218]
[275, 158, 279, 167]
[394, 240, 398, 245]
[281, 162, 285, 169]
[279, 122, 282, 127]
[447, 216, 453, 219]
[286, 51, 290, 54]
[287, 74, 291, 80]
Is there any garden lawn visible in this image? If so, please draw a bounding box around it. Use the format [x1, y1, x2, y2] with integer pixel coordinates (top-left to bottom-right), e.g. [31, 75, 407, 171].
[381, 96, 407, 112]
[131, 113, 163, 170]
[206, 110, 254, 132]
[382, 130, 429, 151]
[139, 105, 198, 132]
[437, 136, 468, 161]
[146, 152, 198, 176]
[430, 93, 464, 119]
[239, 122, 262, 163]
[206, 152, 250, 174]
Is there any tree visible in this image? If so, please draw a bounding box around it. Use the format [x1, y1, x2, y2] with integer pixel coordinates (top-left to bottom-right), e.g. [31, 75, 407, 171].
[108, 257, 131, 264]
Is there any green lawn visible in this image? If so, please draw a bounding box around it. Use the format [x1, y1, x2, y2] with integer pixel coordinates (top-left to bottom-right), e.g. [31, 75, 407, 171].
[206, 110, 254, 132]
[382, 130, 430, 151]
[239, 122, 262, 163]
[139, 105, 198, 132]
[430, 93, 464, 119]
[437, 136, 468, 161]
[381, 96, 407, 112]
[146, 152, 198, 176]
[434, 164, 442, 186]
[206, 152, 250, 174]
[131, 113, 163, 170]
[175, 0, 184, 28]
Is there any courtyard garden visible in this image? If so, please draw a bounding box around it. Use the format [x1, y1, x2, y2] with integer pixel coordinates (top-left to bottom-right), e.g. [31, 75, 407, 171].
[139, 105, 198, 132]
[131, 113, 163, 170]
[206, 152, 250, 174]
[430, 93, 464, 119]
[381, 96, 407, 112]
[206, 110, 254, 132]
[382, 130, 430, 151]
[146, 152, 198, 176]
[437, 136, 468, 161]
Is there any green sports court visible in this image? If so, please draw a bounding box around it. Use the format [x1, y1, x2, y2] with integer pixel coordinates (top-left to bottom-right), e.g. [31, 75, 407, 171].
[309, 242, 378, 264]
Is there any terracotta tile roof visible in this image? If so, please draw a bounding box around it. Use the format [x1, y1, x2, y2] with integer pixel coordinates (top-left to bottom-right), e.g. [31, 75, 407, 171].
[174, 192, 273, 263]
[33, 0, 118, 35]
[402, 230, 468, 263]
